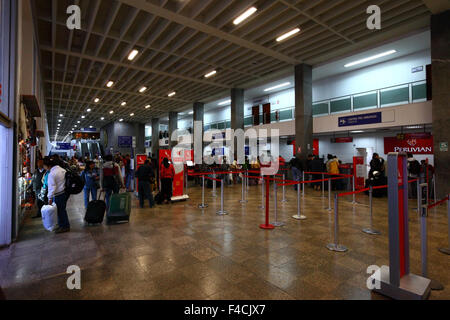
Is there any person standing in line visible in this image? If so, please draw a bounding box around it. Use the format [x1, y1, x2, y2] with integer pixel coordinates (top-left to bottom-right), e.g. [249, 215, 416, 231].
[135, 160, 155, 208]
[81, 161, 100, 209]
[290, 153, 303, 191]
[124, 154, 133, 192]
[31, 159, 47, 219]
[100, 154, 124, 208]
[44, 156, 70, 234]
[160, 157, 175, 204]
[407, 152, 420, 198]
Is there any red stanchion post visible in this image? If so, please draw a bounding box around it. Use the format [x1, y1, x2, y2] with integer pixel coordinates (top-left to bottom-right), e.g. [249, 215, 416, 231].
[260, 177, 274, 230]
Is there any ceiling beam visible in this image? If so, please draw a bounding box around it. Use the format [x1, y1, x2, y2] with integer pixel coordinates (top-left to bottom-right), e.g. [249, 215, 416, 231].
[421, 0, 450, 14]
[117, 0, 300, 65]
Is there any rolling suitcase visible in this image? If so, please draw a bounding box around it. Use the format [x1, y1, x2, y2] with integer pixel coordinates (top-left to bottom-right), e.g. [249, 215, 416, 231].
[85, 191, 106, 224]
[107, 192, 131, 224]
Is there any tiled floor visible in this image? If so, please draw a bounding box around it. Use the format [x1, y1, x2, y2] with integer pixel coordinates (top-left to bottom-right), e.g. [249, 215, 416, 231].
[0, 180, 449, 300]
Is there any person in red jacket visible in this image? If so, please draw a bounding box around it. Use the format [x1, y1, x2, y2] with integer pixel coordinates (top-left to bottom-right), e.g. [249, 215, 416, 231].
[160, 157, 175, 204]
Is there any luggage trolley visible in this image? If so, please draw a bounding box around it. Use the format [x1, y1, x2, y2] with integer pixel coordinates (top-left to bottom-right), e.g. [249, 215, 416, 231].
[371, 152, 431, 300]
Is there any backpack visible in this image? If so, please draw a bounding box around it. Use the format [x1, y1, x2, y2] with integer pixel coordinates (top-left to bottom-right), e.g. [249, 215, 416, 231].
[409, 160, 421, 175]
[65, 169, 85, 194]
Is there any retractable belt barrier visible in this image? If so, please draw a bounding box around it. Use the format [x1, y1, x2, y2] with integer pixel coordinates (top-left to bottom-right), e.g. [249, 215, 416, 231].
[428, 194, 450, 256]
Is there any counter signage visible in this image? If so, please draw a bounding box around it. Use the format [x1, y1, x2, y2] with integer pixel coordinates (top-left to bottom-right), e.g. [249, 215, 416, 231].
[338, 112, 382, 127]
[57, 143, 72, 150]
[384, 134, 434, 154]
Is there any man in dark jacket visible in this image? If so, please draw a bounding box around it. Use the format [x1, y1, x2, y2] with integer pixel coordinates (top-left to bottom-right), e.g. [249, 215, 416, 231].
[32, 159, 46, 218]
[135, 160, 155, 208]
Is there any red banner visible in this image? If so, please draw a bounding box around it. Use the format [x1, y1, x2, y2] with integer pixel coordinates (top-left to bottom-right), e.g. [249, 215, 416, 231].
[158, 149, 184, 198]
[353, 156, 365, 190]
[384, 134, 433, 154]
[332, 137, 353, 143]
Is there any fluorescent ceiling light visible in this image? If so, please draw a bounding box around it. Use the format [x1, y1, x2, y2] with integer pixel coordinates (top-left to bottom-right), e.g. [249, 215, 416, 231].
[130, 113, 134, 117]
[94, 98, 100, 103]
[351, 130, 364, 133]
[121, 101, 127, 106]
[344, 50, 397, 68]
[188, 111, 194, 115]
[139, 86, 147, 93]
[406, 125, 423, 129]
[276, 28, 300, 42]
[106, 81, 114, 87]
[109, 110, 114, 114]
[89, 126, 93, 128]
[264, 82, 291, 92]
[145, 105, 151, 109]
[218, 100, 231, 106]
[128, 49, 139, 61]
[168, 91, 176, 97]
[204, 70, 217, 78]
[119, 119, 123, 122]
[233, 7, 257, 25]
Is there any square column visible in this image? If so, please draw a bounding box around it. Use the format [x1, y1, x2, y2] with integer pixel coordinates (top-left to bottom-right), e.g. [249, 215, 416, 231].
[151, 118, 160, 157]
[294, 64, 313, 162]
[431, 10, 450, 198]
[193, 102, 204, 164]
[169, 112, 178, 148]
[231, 88, 245, 162]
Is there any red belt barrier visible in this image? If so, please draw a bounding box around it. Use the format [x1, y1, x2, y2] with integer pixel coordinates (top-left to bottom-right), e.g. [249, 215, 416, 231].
[428, 196, 449, 210]
[204, 176, 221, 182]
[304, 171, 350, 177]
[338, 188, 370, 197]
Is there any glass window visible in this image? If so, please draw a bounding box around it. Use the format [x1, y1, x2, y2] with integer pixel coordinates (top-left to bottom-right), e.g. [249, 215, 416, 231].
[313, 103, 329, 116]
[353, 92, 377, 111]
[380, 85, 409, 107]
[412, 82, 427, 102]
[330, 97, 351, 114]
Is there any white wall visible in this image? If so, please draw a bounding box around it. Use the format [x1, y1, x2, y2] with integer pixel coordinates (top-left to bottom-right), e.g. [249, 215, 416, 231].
[313, 50, 430, 102]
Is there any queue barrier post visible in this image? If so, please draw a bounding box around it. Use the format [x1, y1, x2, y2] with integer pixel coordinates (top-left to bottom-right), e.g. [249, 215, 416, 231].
[327, 178, 332, 211]
[352, 176, 357, 205]
[216, 178, 228, 216]
[246, 170, 249, 191]
[363, 186, 381, 235]
[212, 171, 217, 197]
[326, 193, 348, 252]
[419, 183, 444, 291]
[281, 174, 287, 203]
[438, 194, 450, 255]
[292, 182, 307, 220]
[322, 174, 325, 198]
[260, 176, 265, 209]
[260, 177, 275, 230]
[240, 172, 247, 204]
[302, 171, 305, 198]
[272, 180, 285, 227]
[198, 175, 208, 209]
[433, 174, 437, 207]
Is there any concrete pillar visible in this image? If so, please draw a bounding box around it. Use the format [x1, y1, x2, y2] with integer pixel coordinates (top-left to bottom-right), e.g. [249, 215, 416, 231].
[431, 10, 450, 198]
[231, 88, 245, 161]
[294, 64, 313, 163]
[169, 112, 178, 148]
[193, 102, 204, 164]
[151, 118, 160, 158]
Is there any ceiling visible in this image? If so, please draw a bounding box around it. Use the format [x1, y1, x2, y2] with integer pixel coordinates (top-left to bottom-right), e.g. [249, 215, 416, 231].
[31, 0, 432, 139]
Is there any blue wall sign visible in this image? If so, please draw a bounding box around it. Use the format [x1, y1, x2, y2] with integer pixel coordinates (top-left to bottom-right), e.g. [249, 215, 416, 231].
[57, 143, 71, 150]
[118, 136, 132, 148]
[338, 112, 382, 127]
[81, 128, 97, 132]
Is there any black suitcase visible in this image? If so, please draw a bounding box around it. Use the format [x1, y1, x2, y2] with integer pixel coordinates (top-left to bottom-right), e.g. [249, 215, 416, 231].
[85, 191, 106, 224]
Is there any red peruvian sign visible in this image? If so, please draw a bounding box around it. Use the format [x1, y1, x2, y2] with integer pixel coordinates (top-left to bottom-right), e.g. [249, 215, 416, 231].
[331, 137, 353, 143]
[384, 134, 434, 154]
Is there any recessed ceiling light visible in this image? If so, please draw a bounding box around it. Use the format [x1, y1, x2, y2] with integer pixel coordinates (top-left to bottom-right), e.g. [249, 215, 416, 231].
[128, 49, 139, 61]
[233, 7, 257, 25]
[59, 114, 63, 117]
[89, 126, 93, 128]
[204, 70, 217, 78]
[109, 110, 114, 114]
[100, 117, 105, 120]
[264, 82, 291, 92]
[344, 50, 397, 68]
[145, 105, 151, 109]
[81, 115, 85, 119]
[218, 100, 231, 106]
[168, 91, 176, 97]
[86, 109, 91, 112]
[77, 121, 80, 123]
[405, 125, 423, 129]
[106, 81, 114, 88]
[188, 111, 194, 115]
[58, 119, 62, 122]
[130, 113, 134, 117]
[139, 86, 147, 93]
[119, 118, 123, 122]
[276, 27, 301, 42]
[121, 101, 127, 106]
[74, 125, 77, 127]
[94, 98, 100, 103]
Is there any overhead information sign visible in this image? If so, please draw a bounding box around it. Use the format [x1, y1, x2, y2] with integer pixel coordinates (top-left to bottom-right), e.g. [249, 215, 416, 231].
[338, 112, 382, 127]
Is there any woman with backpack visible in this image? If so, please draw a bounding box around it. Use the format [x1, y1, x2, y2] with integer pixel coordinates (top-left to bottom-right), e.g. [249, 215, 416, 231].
[81, 161, 100, 209]
[160, 157, 175, 204]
